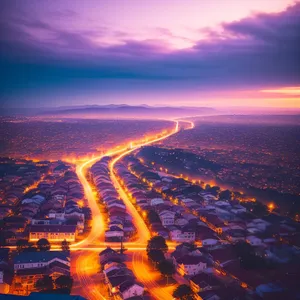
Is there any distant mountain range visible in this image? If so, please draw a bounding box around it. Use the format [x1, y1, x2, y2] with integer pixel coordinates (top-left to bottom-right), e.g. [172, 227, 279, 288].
[36, 104, 217, 118]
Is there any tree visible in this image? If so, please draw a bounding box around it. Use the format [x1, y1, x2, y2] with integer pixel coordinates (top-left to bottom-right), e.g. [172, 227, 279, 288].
[0, 232, 6, 247]
[219, 190, 233, 200]
[61, 240, 70, 252]
[147, 210, 160, 223]
[157, 259, 175, 285]
[147, 236, 168, 254]
[82, 207, 92, 221]
[234, 241, 265, 270]
[16, 239, 30, 253]
[37, 238, 51, 251]
[147, 249, 165, 266]
[180, 242, 196, 251]
[55, 275, 73, 291]
[35, 275, 54, 291]
[173, 284, 195, 300]
[23, 242, 37, 252]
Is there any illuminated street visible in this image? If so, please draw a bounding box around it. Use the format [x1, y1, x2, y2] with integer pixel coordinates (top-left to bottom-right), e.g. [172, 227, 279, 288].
[69, 120, 189, 299]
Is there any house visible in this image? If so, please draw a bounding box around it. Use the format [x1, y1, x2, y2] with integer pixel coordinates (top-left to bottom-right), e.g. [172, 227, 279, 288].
[209, 245, 238, 268]
[231, 205, 247, 215]
[247, 219, 270, 232]
[159, 210, 175, 227]
[105, 268, 135, 294]
[256, 283, 285, 298]
[190, 273, 221, 293]
[176, 255, 207, 276]
[202, 238, 219, 247]
[150, 198, 164, 206]
[226, 229, 245, 243]
[174, 218, 189, 227]
[169, 226, 195, 243]
[14, 251, 70, 270]
[246, 236, 263, 246]
[13, 252, 70, 295]
[99, 247, 124, 267]
[201, 214, 224, 235]
[29, 225, 77, 242]
[0, 249, 13, 294]
[103, 262, 127, 275]
[119, 280, 144, 299]
[105, 226, 124, 242]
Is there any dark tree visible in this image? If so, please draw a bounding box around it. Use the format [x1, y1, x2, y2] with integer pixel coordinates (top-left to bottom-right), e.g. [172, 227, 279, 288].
[55, 275, 73, 291]
[61, 240, 70, 252]
[180, 242, 196, 251]
[0, 232, 6, 247]
[234, 241, 265, 270]
[35, 275, 54, 291]
[147, 249, 165, 266]
[23, 242, 37, 252]
[157, 259, 176, 285]
[147, 236, 168, 254]
[219, 190, 233, 200]
[16, 239, 30, 253]
[173, 284, 195, 300]
[0, 219, 4, 231]
[204, 185, 220, 196]
[82, 207, 92, 221]
[37, 238, 51, 251]
[147, 210, 160, 223]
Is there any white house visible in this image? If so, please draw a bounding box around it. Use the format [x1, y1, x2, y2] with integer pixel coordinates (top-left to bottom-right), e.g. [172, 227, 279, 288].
[159, 210, 175, 227]
[105, 226, 124, 239]
[14, 251, 70, 270]
[150, 198, 164, 206]
[202, 238, 219, 247]
[231, 205, 247, 214]
[169, 228, 195, 243]
[176, 255, 207, 276]
[175, 218, 189, 227]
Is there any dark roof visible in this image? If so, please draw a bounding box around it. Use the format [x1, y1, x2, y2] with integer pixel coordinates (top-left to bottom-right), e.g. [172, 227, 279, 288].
[99, 247, 117, 256]
[0, 248, 9, 262]
[30, 225, 77, 233]
[108, 274, 134, 287]
[177, 255, 208, 265]
[119, 279, 142, 292]
[14, 251, 70, 264]
[209, 246, 237, 263]
[190, 273, 221, 287]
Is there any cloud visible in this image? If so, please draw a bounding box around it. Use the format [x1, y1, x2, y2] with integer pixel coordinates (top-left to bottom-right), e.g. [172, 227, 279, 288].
[0, 1, 300, 104]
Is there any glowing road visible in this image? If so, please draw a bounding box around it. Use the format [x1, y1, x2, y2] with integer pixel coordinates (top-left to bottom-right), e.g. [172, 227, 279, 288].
[70, 119, 193, 299]
[72, 119, 180, 249]
[109, 120, 180, 245]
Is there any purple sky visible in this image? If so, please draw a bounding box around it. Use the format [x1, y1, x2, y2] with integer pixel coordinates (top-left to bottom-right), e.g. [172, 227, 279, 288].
[0, 0, 299, 109]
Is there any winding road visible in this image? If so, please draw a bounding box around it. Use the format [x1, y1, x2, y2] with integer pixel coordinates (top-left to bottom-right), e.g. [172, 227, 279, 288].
[71, 119, 194, 299]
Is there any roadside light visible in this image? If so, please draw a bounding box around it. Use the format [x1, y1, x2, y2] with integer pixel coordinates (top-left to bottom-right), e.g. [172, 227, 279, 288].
[268, 202, 275, 212]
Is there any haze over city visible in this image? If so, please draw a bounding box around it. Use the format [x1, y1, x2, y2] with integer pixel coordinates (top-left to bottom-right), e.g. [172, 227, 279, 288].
[0, 1, 300, 300]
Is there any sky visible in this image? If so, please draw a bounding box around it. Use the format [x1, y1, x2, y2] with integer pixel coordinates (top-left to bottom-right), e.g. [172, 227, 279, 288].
[0, 0, 299, 109]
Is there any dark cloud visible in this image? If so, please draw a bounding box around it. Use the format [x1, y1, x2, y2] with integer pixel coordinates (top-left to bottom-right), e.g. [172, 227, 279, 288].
[0, 2, 300, 105]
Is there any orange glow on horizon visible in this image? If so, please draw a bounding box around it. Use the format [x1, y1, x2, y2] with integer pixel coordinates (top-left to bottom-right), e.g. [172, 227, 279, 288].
[261, 86, 300, 95]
